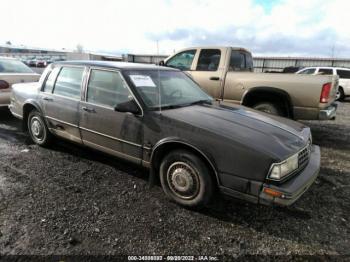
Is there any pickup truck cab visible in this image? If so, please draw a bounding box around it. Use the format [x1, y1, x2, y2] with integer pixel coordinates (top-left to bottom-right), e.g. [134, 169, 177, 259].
[162, 46, 338, 120]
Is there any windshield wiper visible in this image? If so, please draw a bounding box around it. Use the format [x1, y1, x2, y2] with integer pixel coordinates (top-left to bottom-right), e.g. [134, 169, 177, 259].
[187, 99, 213, 106]
[150, 99, 213, 111]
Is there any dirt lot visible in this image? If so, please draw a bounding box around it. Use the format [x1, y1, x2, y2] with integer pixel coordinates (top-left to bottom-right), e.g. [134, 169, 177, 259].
[0, 101, 349, 257]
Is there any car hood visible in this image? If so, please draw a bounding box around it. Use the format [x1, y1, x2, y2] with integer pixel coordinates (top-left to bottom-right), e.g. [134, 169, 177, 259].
[159, 102, 311, 160]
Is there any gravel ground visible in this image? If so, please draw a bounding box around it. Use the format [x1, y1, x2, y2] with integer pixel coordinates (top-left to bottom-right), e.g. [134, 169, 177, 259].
[0, 101, 349, 257]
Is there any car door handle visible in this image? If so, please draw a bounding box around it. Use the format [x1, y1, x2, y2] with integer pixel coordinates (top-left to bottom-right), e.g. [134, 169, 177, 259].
[209, 76, 220, 81]
[82, 106, 96, 113]
[43, 97, 53, 101]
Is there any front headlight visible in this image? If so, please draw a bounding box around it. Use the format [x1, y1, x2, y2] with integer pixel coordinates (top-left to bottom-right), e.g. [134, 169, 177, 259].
[269, 153, 299, 180]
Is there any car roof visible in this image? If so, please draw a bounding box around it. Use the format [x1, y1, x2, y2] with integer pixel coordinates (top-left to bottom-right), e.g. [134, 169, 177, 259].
[304, 66, 350, 71]
[55, 60, 177, 71]
[173, 46, 251, 54]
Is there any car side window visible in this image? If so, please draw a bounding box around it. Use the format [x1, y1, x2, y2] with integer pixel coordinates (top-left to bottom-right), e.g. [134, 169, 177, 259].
[43, 67, 60, 93]
[166, 50, 196, 70]
[87, 69, 132, 107]
[337, 70, 350, 79]
[318, 68, 333, 75]
[53, 67, 84, 99]
[196, 49, 221, 71]
[299, 68, 316, 74]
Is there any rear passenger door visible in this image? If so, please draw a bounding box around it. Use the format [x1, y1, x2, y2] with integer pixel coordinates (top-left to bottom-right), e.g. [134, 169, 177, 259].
[40, 66, 85, 143]
[79, 68, 143, 164]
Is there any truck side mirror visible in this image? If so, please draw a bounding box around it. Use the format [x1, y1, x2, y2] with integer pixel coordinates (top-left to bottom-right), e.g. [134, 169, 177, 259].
[159, 60, 165, 66]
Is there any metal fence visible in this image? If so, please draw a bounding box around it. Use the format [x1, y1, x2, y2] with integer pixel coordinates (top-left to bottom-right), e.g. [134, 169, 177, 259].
[253, 57, 350, 72]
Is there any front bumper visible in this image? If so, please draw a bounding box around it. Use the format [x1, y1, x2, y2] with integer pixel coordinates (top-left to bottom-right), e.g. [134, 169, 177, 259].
[319, 103, 337, 120]
[259, 145, 320, 206]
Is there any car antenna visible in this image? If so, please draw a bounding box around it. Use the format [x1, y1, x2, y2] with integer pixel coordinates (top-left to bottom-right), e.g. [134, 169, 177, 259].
[157, 40, 162, 115]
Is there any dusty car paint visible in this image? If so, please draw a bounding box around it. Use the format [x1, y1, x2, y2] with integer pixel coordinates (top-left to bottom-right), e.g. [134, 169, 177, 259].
[9, 61, 321, 206]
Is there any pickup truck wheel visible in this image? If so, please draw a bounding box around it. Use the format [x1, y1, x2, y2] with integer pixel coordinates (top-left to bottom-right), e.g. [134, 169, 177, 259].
[159, 150, 213, 208]
[253, 102, 283, 116]
[28, 110, 52, 146]
[336, 87, 345, 101]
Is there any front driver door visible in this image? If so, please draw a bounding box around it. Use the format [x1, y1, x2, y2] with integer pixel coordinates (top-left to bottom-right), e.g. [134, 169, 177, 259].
[79, 68, 143, 164]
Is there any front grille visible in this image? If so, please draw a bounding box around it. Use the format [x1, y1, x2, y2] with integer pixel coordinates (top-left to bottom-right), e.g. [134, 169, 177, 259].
[298, 142, 311, 168]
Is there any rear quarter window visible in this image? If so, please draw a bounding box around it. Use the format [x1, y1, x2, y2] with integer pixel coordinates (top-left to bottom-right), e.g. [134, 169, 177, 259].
[42, 67, 61, 93]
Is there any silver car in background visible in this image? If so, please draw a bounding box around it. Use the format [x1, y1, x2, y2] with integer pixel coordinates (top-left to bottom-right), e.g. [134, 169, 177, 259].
[0, 57, 40, 107]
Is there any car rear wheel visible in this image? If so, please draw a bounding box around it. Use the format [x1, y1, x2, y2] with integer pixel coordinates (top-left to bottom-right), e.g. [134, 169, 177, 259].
[336, 87, 345, 101]
[253, 102, 283, 116]
[159, 150, 213, 208]
[27, 110, 52, 146]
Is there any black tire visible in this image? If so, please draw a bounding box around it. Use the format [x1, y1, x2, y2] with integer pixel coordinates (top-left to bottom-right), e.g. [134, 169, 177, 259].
[159, 150, 214, 208]
[336, 87, 345, 101]
[253, 102, 283, 116]
[27, 110, 52, 146]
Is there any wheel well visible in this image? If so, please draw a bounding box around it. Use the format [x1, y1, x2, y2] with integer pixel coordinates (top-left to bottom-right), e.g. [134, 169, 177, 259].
[22, 104, 38, 131]
[242, 89, 293, 118]
[151, 142, 219, 186]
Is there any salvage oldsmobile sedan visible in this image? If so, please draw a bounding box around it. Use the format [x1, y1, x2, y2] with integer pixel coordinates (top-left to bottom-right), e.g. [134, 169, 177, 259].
[9, 61, 320, 208]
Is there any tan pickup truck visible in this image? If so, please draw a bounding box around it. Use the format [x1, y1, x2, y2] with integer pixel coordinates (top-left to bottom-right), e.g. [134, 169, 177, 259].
[161, 46, 338, 120]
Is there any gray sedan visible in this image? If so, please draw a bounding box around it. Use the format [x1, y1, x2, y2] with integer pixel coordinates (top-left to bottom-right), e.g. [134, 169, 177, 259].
[9, 61, 320, 208]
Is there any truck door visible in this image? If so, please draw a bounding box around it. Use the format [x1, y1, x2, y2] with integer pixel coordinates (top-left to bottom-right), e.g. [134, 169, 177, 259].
[188, 48, 227, 99]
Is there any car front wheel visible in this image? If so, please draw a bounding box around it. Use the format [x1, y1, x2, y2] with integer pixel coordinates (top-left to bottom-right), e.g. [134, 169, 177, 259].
[27, 110, 52, 146]
[159, 150, 214, 208]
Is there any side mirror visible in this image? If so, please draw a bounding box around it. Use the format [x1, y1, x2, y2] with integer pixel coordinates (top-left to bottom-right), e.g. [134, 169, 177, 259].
[159, 60, 165, 66]
[114, 99, 141, 115]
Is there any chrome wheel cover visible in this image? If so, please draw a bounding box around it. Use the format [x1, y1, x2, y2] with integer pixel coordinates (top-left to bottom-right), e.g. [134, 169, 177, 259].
[30, 116, 45, 142]
[167, 162, 200, 200]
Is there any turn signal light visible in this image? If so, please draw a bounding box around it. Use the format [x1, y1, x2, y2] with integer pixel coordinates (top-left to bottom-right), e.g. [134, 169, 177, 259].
[320, 82, 332, 103]
[263, 187, 283, 198]
[0, 80, 10, 90]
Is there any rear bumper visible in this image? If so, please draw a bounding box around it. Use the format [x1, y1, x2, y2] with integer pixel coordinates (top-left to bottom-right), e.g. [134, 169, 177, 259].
[259, 145, 320, 206]
[319, 103, 337, 120]
[0, 91, 11, 107]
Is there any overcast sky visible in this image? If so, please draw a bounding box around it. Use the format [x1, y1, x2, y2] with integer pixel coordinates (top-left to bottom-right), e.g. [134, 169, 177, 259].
[1, 0, 349, 57]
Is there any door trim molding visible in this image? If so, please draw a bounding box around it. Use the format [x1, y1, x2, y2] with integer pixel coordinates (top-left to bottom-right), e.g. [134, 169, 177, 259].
[79, 126, 142, 148]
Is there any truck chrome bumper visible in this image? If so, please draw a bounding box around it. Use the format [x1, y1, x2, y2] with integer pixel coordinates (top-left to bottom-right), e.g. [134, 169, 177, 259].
[319, 103, 337, 120]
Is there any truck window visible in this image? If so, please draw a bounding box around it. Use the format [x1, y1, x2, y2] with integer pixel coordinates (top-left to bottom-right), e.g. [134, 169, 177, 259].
[318, 68, 333, 75]
[336, 69, 350, 79]
[166, 50, 196, 71]
[53, 67, 84, 100]
[229, 51, 253, 71]
[196, 49, 221, 71]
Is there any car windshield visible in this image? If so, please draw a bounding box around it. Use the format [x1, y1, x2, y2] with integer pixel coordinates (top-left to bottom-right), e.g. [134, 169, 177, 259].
[123, 69, 213, 109]
[0, 59, 34, 73]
